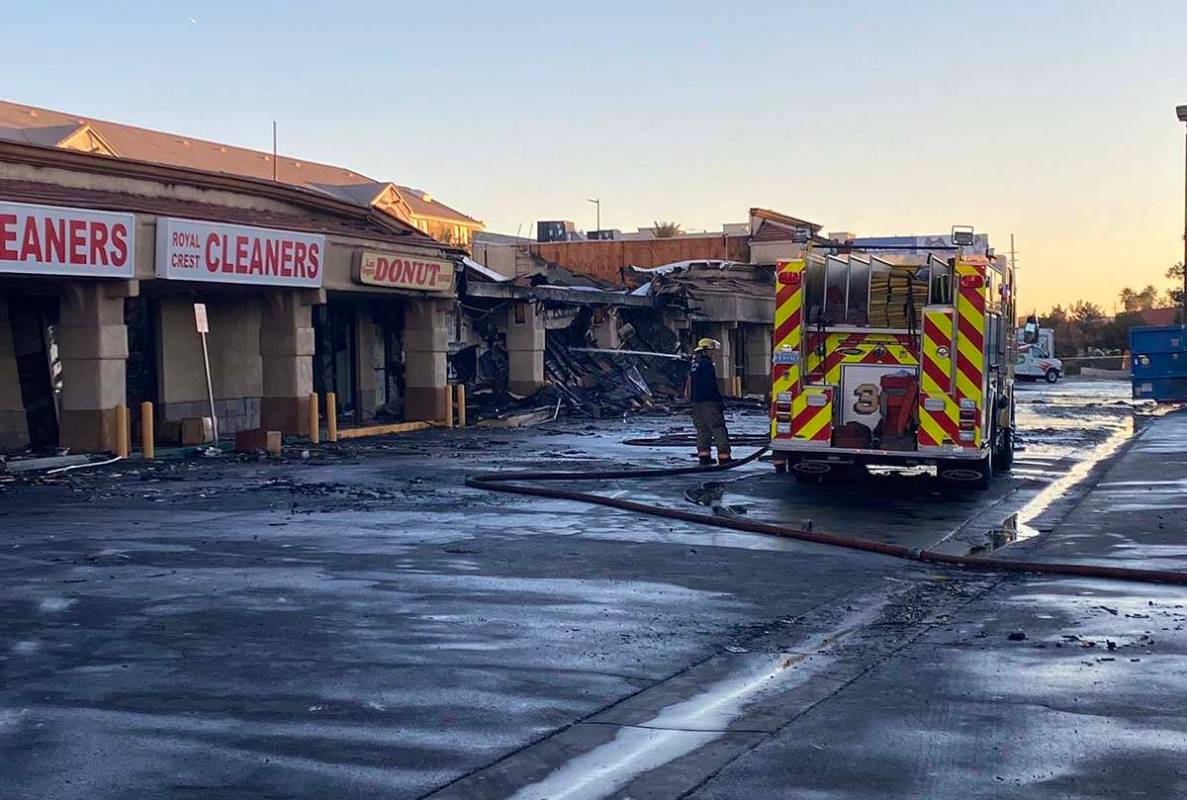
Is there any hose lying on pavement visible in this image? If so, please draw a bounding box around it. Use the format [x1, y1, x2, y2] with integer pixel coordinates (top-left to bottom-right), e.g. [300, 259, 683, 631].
[466, 445, 1187, 587]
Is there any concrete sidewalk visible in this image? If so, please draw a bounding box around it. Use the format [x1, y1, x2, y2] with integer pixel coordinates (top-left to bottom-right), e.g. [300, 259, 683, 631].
[690, 411, 1187, 799]
[1013, 409, 1187, 571]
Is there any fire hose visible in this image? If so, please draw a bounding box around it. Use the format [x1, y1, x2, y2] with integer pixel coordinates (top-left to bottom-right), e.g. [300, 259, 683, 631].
[466, 445, 1187, 587]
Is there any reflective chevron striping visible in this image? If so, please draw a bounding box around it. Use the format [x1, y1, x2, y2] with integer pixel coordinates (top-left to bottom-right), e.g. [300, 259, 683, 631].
[771, 260, 805, 439]
[953, 260, 987, 448]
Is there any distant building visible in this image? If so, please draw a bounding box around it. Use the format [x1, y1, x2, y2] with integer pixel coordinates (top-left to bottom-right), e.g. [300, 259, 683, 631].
[1136, 306, 1183, 326]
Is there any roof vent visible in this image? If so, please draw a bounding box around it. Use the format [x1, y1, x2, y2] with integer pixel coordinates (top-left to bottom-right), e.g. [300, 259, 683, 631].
[422, 193, 433, 203]
[28, 110, 37, 118]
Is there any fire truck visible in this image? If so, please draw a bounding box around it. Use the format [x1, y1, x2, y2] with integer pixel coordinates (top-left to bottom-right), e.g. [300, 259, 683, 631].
[769, 231, 1016, 488]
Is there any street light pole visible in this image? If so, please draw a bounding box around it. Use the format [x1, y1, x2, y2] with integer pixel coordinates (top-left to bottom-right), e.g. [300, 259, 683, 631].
[1178, 106, 1187, 326]
[587, 198, 600, 234]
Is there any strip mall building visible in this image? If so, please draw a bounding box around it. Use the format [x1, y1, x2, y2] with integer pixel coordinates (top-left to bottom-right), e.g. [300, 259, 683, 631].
[0, 102, 473, 453]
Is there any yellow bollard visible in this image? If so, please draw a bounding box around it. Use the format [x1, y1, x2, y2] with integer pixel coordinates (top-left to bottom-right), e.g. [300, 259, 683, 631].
[733, 376, 743, 398]
[140, 401, 155, 460]
[326, 392, 338, 443]
[457, 384, 467, 428]
[445, 384, 455, 428]
[309, 392, 320, 444]
[115, 404, 130, 457]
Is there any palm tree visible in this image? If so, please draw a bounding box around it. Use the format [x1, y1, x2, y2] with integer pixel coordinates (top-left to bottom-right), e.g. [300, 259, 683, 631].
[652, 220, 683, 238]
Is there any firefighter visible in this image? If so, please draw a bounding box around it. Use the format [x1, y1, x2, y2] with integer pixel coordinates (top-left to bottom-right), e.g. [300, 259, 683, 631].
[688, 338, 732, 465]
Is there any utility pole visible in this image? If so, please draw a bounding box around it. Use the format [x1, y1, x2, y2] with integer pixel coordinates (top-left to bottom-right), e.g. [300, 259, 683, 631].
[272, 120, 278, 182]
[587, 198, 601, 235]
[1009, 234, 1021, 319]
[1178, 105, 1187, 326]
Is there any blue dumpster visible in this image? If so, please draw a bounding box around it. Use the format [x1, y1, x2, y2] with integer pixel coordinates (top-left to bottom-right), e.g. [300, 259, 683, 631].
[1131, 325, 1187, 401]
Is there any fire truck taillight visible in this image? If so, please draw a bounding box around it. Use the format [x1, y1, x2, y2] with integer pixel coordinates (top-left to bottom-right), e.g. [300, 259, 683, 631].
[959, 274, 984, 289]
[807, 394, 829, 407]
[778, 271, 802, 286]
[958, 398, 978, 429]
[923, 397, 946, 412]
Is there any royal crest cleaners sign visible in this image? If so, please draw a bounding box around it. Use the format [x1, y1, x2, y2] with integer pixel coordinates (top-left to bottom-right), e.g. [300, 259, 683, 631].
[155, 217, 324, 288]
[0, 201, 135, 278]
[355, 250, 454, 294]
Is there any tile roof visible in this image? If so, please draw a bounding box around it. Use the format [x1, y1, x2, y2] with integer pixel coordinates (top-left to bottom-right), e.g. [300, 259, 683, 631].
[0, 100, 481, 226]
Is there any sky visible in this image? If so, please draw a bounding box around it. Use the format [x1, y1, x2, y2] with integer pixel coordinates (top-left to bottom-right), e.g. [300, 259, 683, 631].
[2, 0, 1186, 313]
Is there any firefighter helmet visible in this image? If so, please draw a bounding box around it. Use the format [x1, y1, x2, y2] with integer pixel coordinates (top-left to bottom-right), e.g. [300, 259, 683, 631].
[695, 338, 721, 352]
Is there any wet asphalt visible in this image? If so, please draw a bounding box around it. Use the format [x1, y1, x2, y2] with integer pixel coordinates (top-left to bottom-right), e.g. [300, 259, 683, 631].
[1, 380, 1182, 799]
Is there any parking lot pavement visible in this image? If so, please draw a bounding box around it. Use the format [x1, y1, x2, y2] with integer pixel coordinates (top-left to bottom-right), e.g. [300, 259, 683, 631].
[0, 380, 1165, 799]
[688, 409, 1187, 800]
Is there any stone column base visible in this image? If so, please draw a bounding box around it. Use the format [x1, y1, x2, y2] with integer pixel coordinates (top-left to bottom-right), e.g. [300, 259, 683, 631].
[405, 386, 447, 422]
[59, 408, 118, 453]
[262, 396, 309, 436]
[509, 380, 544, 396]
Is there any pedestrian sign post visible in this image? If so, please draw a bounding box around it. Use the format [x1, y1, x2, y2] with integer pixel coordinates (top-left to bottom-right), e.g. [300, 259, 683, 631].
[194, 303, 218, 446]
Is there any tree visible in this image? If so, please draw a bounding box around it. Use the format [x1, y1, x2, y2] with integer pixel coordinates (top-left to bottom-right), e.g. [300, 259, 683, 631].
[1167, 262, 1185, 308]
[1070, 300, 1105, 324]
[1119, 284, 1164, 311]
[652, 220, 683, 238]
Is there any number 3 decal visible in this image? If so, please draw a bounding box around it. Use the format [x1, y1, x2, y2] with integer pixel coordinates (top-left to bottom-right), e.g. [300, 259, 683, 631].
[853, 383, 879, 415]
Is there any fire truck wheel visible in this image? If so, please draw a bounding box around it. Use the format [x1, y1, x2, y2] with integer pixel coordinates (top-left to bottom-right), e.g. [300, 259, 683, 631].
[1045, 368, 1060, 383]
[993, 427, 1015, 473]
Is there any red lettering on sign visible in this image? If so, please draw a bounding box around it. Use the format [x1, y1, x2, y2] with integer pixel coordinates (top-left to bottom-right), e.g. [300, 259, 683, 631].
[265, 240, 279, 275]
[294, 241, 307, 277]
[0, 214, 17, 260]
[249, 239, 263, 274]
[89, 222, 109, 266]
[308, 243, 320, 278]
[44, 219, 65, 263]
[205, 233, 220, 272]
[111, 223, 128, 267]
[373, 256, 388, 282]
[220, 235, 235, 272]
[68, 219, 86, 264]
[281, 240, 294, 277]
[19, 217, 42, 262]
[234, 236, 249, 274]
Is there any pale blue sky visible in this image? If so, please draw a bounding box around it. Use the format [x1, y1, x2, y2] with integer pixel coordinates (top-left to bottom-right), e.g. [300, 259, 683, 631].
[3, 0, 1187, 311]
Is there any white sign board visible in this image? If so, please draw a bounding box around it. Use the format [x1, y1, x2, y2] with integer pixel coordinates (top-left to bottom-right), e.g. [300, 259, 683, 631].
[193, 303, 209, 334]
[840, 364, 917, 428]
[0, 200, 135, 278]
[155, 217, 325, 288]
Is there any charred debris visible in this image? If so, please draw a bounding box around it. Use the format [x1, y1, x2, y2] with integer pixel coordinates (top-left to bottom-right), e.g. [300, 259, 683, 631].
[454, 256, 773, 425]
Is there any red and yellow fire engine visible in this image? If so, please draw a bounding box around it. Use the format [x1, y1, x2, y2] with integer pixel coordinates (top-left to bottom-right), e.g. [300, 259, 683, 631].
[769, 233, 1016, 488]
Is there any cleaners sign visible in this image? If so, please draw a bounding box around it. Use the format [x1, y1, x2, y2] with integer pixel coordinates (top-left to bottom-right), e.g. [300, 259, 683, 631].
[0, 201, 135, 278]
[355, 250, 455, 294]
[155, 217, 324, 288]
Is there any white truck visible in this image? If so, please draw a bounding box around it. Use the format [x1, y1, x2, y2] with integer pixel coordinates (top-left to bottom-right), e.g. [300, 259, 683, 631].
[1015, 326, 1062, 383]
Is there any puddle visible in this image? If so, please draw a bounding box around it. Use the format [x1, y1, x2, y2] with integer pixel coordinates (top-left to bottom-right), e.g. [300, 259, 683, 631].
[1013, 422, 1134, 541]
[506, 600, 886, 800]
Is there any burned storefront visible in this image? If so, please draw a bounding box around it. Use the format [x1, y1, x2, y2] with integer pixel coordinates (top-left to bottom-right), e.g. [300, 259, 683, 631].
[457, 260, 686, 420]
[313, 248, 458, 427]
[631, 260, 776, 397]
[0, 138, 456, 454]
